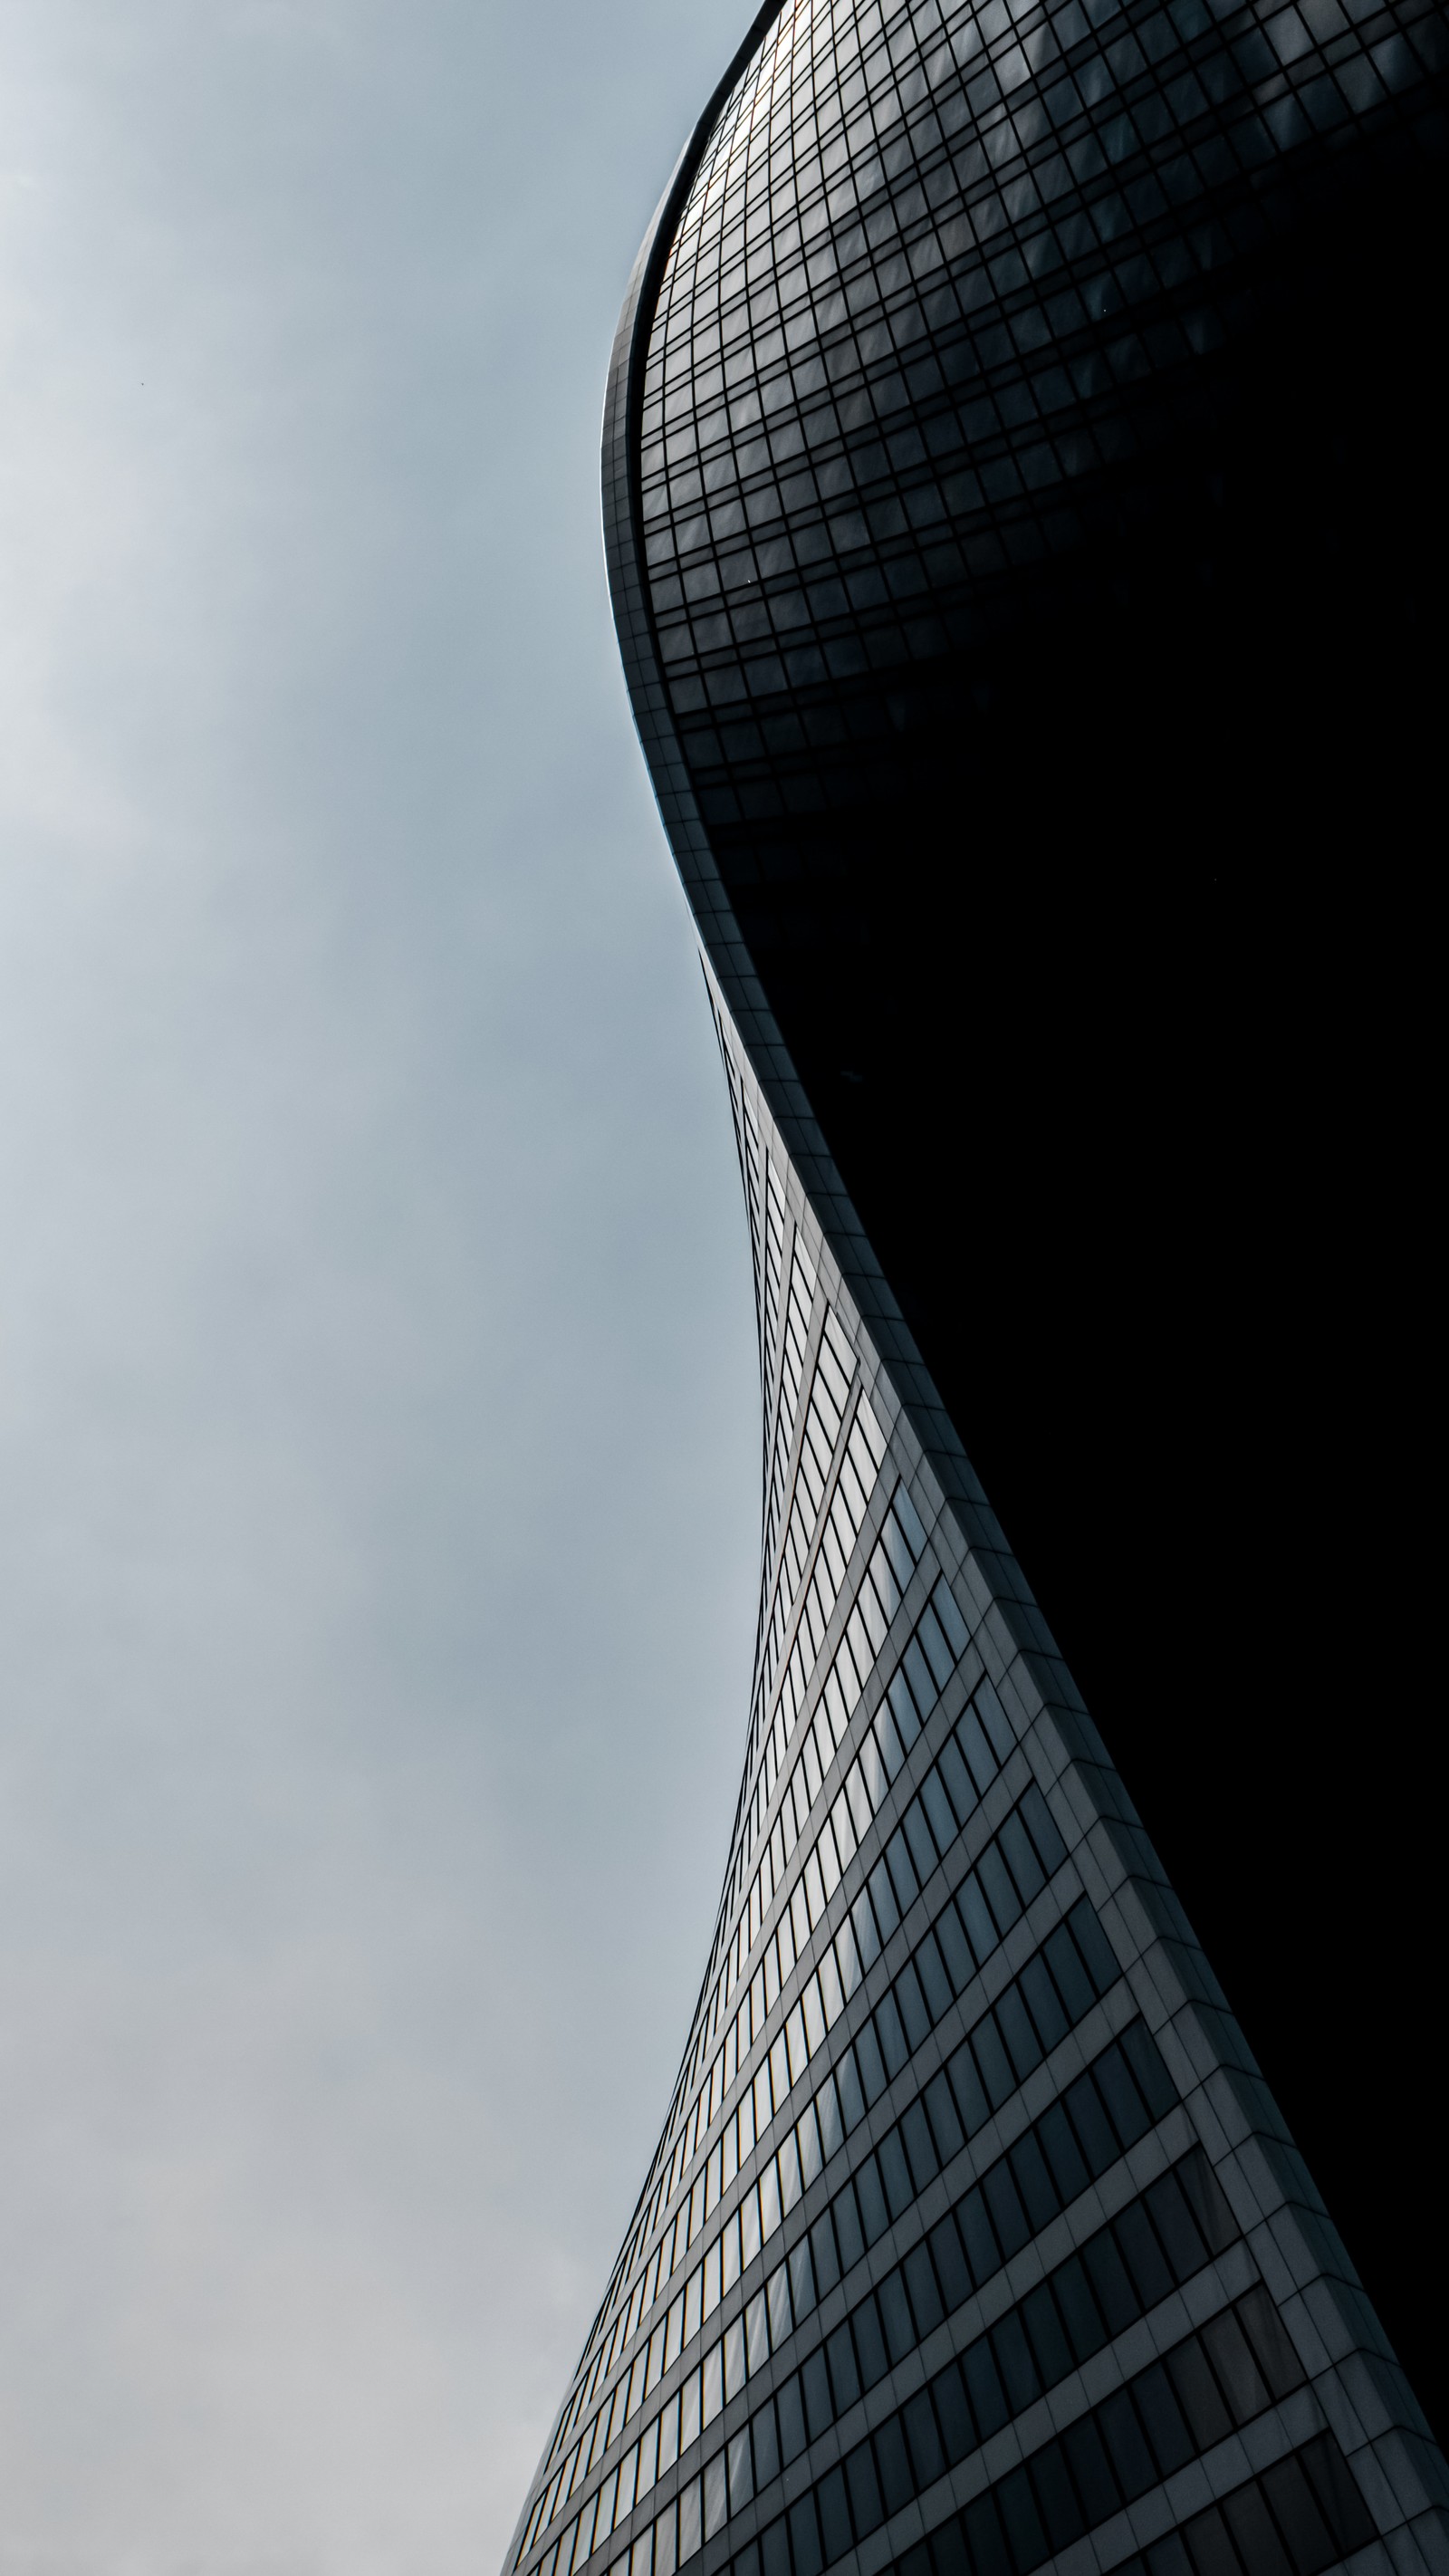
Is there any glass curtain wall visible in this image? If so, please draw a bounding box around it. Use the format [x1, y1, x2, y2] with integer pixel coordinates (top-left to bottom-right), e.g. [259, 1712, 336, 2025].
[503, 5, 1445, 2576]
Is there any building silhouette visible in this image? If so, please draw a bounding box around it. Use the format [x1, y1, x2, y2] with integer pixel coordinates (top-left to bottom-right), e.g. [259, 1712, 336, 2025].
[504, 8, 1446, 2576]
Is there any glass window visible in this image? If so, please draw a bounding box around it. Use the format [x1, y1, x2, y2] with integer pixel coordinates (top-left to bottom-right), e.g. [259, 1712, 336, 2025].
[751, 2401, 779, 2489]
[776, 2376, 807, 2465]
[768, 2260, 792, 2348]
[789, 2235, 816, 2320]
[845, 2441, 884, 2538]
[1201, 2308, 1270, 2426]
[637, 2418, 659, 2500]
[703, 2452, 728, 2541]
[904, 2240, 945, 2338]
[740, 2189, 762, 2271]
[657, 2395, 680, 2475]
[726, 2427, 753, 2516]
[788, 2494, 823, 2576]
[872, 2415, 915, 2516]
[680, 2370, 701, 2454]
[801, 2347, 833, 2441]
[677, 2476, 702, 2566]
[956, 1874, 998, 1966]
[833, 2182, 865, 2274]
[852, 2293, 890, 2390]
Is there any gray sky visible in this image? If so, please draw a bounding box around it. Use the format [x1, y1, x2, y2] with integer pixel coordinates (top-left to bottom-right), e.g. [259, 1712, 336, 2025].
[0, 4, 760, 2567]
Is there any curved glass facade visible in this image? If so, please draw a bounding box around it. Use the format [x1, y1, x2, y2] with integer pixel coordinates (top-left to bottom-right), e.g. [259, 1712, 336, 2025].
[500, 1028, 1445, 2576]
[504, 10, 1444, 2576]
[636, 0, 1440, 793]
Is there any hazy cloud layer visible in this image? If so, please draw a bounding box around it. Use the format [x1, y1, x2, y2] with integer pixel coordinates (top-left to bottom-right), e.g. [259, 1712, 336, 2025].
[0, 3, 756, 2566]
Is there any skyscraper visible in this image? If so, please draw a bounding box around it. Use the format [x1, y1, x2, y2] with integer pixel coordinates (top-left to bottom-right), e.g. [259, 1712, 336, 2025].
[503, 9, 1446, 2576]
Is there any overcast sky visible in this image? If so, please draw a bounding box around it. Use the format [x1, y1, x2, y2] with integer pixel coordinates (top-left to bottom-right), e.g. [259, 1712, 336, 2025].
[0, 5, 761, 2568]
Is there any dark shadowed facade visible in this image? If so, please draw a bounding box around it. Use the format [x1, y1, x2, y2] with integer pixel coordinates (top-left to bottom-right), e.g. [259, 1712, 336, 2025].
[502, 10, 1445, 2576]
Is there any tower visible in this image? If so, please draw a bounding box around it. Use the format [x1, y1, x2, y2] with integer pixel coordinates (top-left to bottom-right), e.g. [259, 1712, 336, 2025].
[503, 6, 1447, 2576]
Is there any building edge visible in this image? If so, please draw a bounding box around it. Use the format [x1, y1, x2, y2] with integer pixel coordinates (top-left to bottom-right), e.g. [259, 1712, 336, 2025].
[499, 15, 1449, 2571]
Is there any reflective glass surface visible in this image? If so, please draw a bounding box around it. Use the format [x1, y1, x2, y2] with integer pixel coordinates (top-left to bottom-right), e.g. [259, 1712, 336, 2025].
[601, 0, 1446, 2456]
[502, 10, 1444, 2576]
[502, 1035, 1446, 2576]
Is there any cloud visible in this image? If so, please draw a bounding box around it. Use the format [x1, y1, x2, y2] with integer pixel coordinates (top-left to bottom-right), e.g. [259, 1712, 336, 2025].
[0, 2, 755, 2565]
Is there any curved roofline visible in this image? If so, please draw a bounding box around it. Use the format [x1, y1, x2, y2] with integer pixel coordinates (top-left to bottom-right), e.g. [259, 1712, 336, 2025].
[600, 1, 985, 1514]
